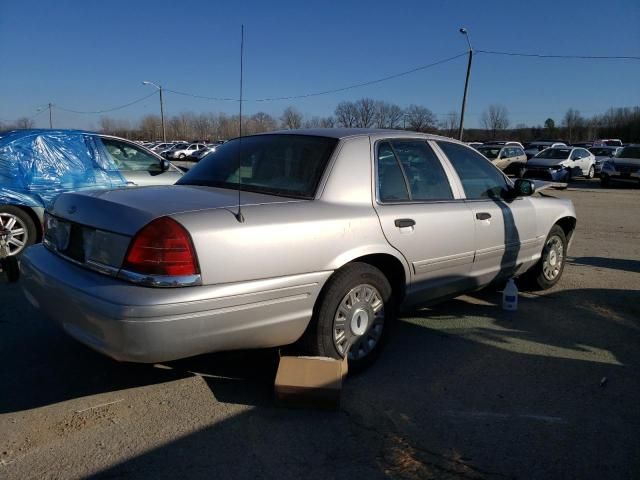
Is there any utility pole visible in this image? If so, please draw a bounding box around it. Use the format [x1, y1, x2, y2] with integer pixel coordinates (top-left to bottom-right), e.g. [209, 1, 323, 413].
[458, 28, 473, 141]
[48, 103, 53, 128]
[142, 81, 166, 142]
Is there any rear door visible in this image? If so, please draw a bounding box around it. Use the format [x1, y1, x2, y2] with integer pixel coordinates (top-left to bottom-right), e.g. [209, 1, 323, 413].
[434, 141, 540, 286]
[373, 139, 476, 304]
[100, 137, 183, 186]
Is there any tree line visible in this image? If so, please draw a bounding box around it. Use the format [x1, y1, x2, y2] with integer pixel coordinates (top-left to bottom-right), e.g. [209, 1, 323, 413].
[3, 101, 638, 143]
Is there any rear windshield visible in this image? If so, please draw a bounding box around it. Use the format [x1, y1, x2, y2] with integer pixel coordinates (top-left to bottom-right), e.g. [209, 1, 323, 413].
[536, 148, 571, 159]
[477, 147, 501, 159]
[177, 134, 338, 199]
[589, 147, 615, 156]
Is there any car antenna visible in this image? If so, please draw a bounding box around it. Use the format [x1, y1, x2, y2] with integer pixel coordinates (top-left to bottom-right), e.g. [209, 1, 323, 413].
[234, 24, 245, 223]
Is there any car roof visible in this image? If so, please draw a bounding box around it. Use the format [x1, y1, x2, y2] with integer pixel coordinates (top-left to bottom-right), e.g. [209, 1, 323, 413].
[253, 128, 455, 142]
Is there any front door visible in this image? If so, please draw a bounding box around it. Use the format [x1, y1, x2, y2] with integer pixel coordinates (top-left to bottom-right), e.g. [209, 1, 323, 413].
[434, 140, 539, 286]
[373, 139, 476, 304]
[100, 137, 183, 186]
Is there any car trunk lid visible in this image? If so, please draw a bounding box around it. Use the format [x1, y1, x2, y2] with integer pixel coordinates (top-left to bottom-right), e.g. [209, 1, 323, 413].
[49, 185, 302, 236]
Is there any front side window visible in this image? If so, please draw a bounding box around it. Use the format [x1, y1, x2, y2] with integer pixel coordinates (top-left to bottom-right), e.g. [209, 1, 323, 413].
[177, 134, 337, 199]
[436, 141, 508, 200]
[101, 138, 162, 172]
[377, 140, 453, 202]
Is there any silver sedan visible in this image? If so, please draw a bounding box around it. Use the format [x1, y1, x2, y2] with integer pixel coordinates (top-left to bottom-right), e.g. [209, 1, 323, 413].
[21, 129, 577, 370]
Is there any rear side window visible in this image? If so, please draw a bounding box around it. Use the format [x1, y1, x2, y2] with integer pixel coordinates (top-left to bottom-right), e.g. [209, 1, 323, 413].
[377, 140, 453, 202]
[436, 141, 508, 200]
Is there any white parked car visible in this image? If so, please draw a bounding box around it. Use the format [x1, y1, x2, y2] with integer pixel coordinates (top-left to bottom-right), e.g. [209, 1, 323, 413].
[524, 147, 596, 183]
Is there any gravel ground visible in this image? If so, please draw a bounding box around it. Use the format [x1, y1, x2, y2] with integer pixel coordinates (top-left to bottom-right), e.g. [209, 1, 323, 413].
[1, 179, 639, 479]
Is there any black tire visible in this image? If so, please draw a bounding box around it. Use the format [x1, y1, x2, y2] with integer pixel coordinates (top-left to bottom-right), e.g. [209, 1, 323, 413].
[0, 206, 37, 257]
[178, 153, 186, 159]
[601, 175, 611, 188]
[3, 256, 20, 282]
[587, 165, 595, 179]
[520, 225, 567, 291]
[298, 262, 395, 372]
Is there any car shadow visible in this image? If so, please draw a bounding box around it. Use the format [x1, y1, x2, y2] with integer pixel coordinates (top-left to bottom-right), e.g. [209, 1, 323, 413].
[570, 256, 640, 274]
[89, 286, 640, 479]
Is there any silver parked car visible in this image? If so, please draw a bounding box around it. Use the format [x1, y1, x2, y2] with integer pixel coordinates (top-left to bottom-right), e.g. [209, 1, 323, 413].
[588, 146, 622, 175]
[21, 129, 577, 370]
[0, 130, 182, 257]
[600, 144, 640, 187]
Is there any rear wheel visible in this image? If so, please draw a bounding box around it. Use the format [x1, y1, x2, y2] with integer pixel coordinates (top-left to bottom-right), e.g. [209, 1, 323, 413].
[0, 206, 36, 257]
[587, 165, 595, 179]
[299, 263, 394, 372]
[520, 225, 567, 291]
[601, 175, 611, 188]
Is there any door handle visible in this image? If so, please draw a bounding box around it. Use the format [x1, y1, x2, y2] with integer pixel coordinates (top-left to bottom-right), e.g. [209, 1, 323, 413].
[476, 212, 491, 220]
[394, 218, 415, 228]
[126, 181, 137, 186]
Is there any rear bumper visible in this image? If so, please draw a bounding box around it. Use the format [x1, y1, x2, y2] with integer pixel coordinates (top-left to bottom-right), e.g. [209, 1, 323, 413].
[21, 245, 330, 363]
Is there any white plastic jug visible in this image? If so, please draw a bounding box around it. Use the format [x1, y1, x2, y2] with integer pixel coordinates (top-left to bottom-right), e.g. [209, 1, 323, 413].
[502, 278, 518, 311]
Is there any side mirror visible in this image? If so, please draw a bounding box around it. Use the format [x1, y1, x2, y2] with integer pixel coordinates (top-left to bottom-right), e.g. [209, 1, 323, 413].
[513, 178, 536, 197]
[160, 159, 171, 171]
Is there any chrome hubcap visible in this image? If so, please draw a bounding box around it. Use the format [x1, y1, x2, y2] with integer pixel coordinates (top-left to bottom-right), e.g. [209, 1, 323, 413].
[0, 213, 27, 256]
[542, 235, 564, 281]
[333, 284, 385, 360]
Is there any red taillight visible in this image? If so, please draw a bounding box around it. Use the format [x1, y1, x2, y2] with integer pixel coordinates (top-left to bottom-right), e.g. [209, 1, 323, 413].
[123, 217, 199, 277]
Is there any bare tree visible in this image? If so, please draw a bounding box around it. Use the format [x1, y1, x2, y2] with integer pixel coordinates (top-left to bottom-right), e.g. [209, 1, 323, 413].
[353, 98, 376, 128]
[562, 108, 584, 143]
[439, 111, 459, 138]
[374, 101, 403, 128]
[481, 105, 510, 138]
[249, 112, 277, 133]
[334, 101, 358, 127]
[280, 106, 303, 130]
[405, 105, 438, 132]
[14, 117, 35, 129]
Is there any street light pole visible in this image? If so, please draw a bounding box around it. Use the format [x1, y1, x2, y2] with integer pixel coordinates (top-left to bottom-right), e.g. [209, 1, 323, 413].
[142, 81, 166, 142]
[48, 103, 53, 129]
[458, 28, 473, 141]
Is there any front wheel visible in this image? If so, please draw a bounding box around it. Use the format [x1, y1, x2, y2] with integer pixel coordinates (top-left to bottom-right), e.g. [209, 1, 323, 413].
[298, 263, 394, 372]
[601, 175, 611, 188]
[178, 153, 186, 159]
[520, 225, 567, 291]
[587, 165, 595, 179]
[0, 206, 36, 256]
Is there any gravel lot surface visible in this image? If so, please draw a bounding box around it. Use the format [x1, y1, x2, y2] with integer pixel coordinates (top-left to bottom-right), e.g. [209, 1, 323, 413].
[1, 179, 639, 479]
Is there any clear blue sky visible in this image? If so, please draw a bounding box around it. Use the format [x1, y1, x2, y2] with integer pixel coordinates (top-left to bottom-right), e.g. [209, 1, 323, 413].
[1, 0, 638, 129]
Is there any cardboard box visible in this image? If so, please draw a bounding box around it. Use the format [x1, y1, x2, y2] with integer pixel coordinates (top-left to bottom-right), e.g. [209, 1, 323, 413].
[274, 355, 348, 409]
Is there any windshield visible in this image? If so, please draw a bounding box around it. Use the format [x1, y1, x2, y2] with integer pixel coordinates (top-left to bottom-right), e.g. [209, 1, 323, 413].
[535, 148, 571, 159]
[177, 134, 338, 199]
[589, 147, 614, 156]
[477, 147, 501, 159]
[616, 146, 640, 159]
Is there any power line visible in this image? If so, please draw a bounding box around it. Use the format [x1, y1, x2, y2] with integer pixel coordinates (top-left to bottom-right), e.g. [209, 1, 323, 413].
[163, 52, 468, 103]
[164, 88, 238, 102]
[252, 52, 468, 101]
[53, 91, 158, 114]
[476, 49, 640, 60]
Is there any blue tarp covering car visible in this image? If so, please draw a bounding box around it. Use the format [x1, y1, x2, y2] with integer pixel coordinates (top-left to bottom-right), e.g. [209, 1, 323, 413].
[0, 129, 127, 209]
